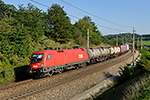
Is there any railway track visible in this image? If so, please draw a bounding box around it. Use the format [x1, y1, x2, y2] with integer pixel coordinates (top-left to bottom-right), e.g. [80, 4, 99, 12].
[0, 50, 134, 100]
[0, 79, 33, 90]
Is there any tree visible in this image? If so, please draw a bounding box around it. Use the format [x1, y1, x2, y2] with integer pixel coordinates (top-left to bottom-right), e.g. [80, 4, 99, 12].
[83, 16, 102, 36]
[46, 4, 73, 43]
[135, 40, 141, 50]
[90, 32, 102, 45]
[0, 17, 31, 57]
[74, 19, 92, 39]
[15, 3, 46, 42]
[73, 27, 83, 45]
[74, 16, 102, 45]
[0, 0, 16, 19]
[110, 38, 116, 46]
[0, 3, 47, 58]
[102, 36, 110, 44]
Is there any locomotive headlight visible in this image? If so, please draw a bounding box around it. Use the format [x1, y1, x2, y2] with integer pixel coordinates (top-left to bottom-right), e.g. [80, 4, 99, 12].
[41, 64, 44, 67]
[33, 65, 38, 68]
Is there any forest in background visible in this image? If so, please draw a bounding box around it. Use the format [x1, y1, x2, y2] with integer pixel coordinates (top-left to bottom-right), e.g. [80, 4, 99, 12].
[104, 33, 150, 46]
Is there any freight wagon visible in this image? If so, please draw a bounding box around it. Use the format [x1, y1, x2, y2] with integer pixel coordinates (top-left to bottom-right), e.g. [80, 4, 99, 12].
[120, 44, 129, 53]
[113, 46, 121, 58]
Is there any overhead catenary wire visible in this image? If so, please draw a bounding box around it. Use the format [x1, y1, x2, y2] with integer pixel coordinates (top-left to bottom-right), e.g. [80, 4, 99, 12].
[60, 0, 131, 28]
[30, 0, 49, 8]
[30, 0, 126, 32]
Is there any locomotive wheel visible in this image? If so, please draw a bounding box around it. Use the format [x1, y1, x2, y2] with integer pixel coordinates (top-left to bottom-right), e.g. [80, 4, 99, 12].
[82, 62, 86, 67]
[58, 68, 63, 73]
[34, 75, 40, 79]
[40, 73, 46, 77]
[90, 59, 94, 64]
[49, 70, 54, 76]
[76, 65, 79, 69]
[76, 63, 82, 68]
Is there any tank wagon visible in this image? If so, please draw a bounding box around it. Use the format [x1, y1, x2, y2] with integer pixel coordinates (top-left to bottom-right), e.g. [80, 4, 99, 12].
[27, 44, 130, 77]
[87, 47, 103, 63]
[87, 46, 115, 63]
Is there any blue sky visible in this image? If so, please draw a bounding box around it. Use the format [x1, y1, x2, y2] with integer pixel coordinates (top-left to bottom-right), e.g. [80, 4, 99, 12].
[3, 0, 150, 35]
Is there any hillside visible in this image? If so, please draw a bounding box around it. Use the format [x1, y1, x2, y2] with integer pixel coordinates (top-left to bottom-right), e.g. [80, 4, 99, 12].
[0, 0, 109, 86]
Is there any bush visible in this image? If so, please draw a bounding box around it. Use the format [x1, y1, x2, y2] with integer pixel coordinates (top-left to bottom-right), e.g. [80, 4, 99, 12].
[137, 48, 150, 71]
[119, 66, 134, 82]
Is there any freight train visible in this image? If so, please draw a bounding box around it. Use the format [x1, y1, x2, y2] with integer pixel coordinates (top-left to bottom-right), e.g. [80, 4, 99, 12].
[27, 44, 129, 77]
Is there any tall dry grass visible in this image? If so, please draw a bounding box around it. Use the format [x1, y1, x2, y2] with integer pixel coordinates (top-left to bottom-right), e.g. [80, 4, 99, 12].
[121, 73, 150, 100]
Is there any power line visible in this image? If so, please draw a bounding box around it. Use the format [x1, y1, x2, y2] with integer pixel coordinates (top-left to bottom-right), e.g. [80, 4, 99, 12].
[30, 0, 49, 8]
[60, 0, 131, 28]
[96, 24, 125, 32]
[30, 0, 126, 32]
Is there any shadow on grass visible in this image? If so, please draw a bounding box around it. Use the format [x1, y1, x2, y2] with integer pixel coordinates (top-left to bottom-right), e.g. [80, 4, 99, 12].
[93, 81, 125, 100]
[14, 65, 31, 82]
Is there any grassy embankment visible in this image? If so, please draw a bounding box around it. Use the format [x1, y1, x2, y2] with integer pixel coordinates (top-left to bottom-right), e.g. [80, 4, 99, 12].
[88, 70, 150, 100]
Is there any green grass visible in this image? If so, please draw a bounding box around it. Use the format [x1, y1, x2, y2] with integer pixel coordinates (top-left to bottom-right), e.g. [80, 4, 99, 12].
[142, 41, 150, 46]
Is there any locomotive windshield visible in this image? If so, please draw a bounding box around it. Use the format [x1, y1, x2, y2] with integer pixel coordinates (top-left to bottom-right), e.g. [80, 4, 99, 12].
[31, 54, 43, 63]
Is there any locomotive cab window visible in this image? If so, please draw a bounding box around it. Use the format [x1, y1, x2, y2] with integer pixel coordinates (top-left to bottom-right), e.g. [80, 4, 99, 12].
[46, 54, 51, 60]
[31, 54, 43, 63]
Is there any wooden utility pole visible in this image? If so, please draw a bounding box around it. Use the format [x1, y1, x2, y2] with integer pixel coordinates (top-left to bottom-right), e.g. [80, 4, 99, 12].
[87, 29, 89, 50]
[133, 27, 135, 67]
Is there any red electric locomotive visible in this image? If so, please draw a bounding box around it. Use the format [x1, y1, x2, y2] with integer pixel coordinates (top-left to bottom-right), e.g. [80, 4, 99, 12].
[27, 48, 90, 77]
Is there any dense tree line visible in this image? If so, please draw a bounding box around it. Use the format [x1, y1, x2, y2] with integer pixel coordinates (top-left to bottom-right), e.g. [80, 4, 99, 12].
[142, 34, 150, 41]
